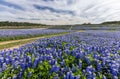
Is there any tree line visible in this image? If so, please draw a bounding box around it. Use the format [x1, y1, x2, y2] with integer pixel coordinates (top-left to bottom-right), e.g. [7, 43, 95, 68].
[102, 21, 120, 24]
[0, 21, 46, 26]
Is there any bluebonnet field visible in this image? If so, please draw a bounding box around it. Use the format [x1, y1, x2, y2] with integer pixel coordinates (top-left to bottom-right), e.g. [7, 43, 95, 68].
[0, 30, 120, 79]
[0, 29, 70, 41]
[0, 29, 69, 37]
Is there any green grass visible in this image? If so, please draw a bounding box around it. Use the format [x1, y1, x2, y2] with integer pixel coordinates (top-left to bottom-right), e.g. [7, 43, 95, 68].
[0, 41, 26, 49]
[0, 32, 71, 50]
[0, 32, 70, 42]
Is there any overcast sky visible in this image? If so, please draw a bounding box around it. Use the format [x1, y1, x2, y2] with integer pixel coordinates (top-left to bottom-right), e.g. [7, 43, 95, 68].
[0, 0, 120, 25]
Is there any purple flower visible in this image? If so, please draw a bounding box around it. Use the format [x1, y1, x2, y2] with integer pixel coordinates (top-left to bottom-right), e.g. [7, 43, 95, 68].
[47, 55, 53, 60]
[20, 63, 27, 72]
[64, 71, 75, 79]
[76, 53, 82, 59]
[60, 60, 65, 66]
[113, 76, 118, 79]
[0, 68, 2, 73]
[49, 59, 56, 65]
[86, 65, 95, 73]
[0, 57, 4, 63]
[33, 58, 39, 68]
[2, 63, 7, 70]
[78, 61, 82, 69]
[18, 72, 23, 78]
[50, 65, 60, 73]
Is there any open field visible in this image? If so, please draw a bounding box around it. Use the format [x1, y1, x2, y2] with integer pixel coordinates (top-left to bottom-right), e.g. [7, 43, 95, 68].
[1, 0, 120, 78]
[0, 29, 71, 42]
[1, 23, 116, 30]
[0, 32, 72, 50]
[0, 29, 120, 79]
[48, 24, 120, 30]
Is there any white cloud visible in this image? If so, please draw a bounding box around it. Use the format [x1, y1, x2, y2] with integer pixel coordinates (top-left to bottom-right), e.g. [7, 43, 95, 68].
[0, 0, 120, 25]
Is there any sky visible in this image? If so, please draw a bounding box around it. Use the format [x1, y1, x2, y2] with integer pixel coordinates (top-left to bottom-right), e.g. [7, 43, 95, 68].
[0, 0, 120, 25]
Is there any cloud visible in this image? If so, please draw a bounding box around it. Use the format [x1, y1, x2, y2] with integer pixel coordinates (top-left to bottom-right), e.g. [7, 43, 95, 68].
[0, 0, 24, 10]
[0, 0, 120, 25]
[33, 4, 75, 15]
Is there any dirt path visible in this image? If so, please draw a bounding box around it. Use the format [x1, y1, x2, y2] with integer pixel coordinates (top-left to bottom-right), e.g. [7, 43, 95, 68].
[0, 37, 45, 45]
[0, 30, 85, 50]
[0, 32, 71, 50]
